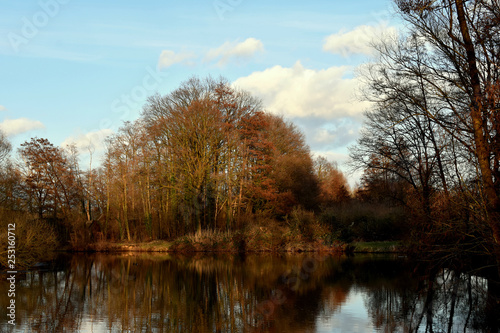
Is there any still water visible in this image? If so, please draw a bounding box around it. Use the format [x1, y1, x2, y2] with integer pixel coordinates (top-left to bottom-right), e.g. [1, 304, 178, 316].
[1, 253, 499, 332]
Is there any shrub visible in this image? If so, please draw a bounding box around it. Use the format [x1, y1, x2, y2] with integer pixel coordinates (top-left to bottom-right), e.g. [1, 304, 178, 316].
[0, 210, 59, 268]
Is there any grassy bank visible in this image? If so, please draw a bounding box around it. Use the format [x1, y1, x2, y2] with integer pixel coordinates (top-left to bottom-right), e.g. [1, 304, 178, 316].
[67, 211, 346, 254]
[351, 241, 403, 253]
[97, 239, 403, 254]
[75, 228, 345, 254]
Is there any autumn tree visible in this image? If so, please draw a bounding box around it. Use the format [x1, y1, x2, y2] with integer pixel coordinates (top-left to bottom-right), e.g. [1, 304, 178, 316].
[238, 112, 320, 216]
[142, 77, 261, 234]
[103, 121, 152, 240]
[19, 138, 80, 219]
[397, 0, 500, 255]
[238, 111, 281, 215]
[267, 114, 320, 211]
[315, 156, 350, 207]
[95, 76, 326, 240]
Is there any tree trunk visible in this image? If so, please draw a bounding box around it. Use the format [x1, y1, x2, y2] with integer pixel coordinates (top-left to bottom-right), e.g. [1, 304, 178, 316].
[454, 0, 500, 262]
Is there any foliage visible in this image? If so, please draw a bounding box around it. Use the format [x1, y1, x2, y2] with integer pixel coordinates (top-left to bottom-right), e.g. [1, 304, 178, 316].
[18, 138, 80, 220]
[0, 210, 59, 268]
[0, 77, 351, 254]
[315, 157, 351, 206]
[97, 77, 323, 241]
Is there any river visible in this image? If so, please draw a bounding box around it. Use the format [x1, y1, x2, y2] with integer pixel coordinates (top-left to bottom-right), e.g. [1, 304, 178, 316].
[1, 253, 499, 332]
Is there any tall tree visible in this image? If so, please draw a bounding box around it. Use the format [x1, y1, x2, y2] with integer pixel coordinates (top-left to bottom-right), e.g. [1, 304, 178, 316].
[142, 77, 261, 233]
[352, 0, 500, 260]
[394, 0, 500, 254]
[19, 138, 79, 219]
[315, 157, 350, 206]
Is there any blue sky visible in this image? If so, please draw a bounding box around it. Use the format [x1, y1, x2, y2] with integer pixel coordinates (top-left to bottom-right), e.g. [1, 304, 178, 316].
[0, 0, 400, 184]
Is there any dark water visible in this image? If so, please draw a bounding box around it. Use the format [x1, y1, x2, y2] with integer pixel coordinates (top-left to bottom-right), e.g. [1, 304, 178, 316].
[1, 253, 499, 332]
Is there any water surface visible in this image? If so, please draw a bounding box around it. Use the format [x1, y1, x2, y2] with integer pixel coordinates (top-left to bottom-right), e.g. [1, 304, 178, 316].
[1, 253, 499, 332]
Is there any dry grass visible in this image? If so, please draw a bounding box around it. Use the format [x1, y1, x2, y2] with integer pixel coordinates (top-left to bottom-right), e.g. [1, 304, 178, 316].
[171, 229, 236, 252]
[168, 209, 343, 253]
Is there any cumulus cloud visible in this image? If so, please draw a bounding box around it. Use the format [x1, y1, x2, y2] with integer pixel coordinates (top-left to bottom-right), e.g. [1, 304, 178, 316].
[234, 61, 370, 183]
[157, 50, 196, 69]
[298, 116, 362, 153]
[314, 127, 357, 146]
[61, 129, 114, 169]
[0, 105, 6, 111]
[312, 150, 349, 164]
[61, 129, 114, 152]
[205, 37, 264, 66]
[323, 24, 398, 57]
[0, 118, 45, 136]
[233, 61, 370, 119]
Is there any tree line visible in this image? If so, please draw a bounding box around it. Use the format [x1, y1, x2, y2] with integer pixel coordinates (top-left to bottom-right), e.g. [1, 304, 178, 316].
[0, 77, 351, 249]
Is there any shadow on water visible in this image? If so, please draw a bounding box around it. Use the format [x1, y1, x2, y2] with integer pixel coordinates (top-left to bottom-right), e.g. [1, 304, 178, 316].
[0, 253, 499, 332]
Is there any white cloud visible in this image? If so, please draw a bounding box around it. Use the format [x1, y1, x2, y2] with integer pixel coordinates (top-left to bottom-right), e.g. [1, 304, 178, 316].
[0, 105, 6, 111]
[61, 129, 114, 169]
[315, 128, 343, 144]
[233, 61, 370, 119]
[205, 37, 264, 66]
[61, 129, 114, 152]
[0, 118, 45, 136]
[61, 129, 115, 168]
[323, 24, 398, 57]
[234, 61, 371, 185]
[157, 50, 196, 69]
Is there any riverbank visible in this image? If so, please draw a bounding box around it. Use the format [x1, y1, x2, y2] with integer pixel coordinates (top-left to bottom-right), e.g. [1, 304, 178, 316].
[67, 220, 350, 254]
[72, 234, 347, 254]
[69, 238, 402, 255]
[1, 239, 404, 270]
[351, 241, 403, 253]
[1, 231, 403, 271]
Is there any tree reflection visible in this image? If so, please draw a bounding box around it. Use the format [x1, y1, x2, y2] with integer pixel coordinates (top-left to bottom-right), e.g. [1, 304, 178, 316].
[0, 254, 498, 332]
[363, 263, 500, 333]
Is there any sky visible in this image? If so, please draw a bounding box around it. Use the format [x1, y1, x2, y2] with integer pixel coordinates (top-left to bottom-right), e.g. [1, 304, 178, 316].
[0, 0, 401, 186]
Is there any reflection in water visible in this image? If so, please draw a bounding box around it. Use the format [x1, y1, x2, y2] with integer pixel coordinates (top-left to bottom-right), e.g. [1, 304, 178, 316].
[0, 253, 499, 332]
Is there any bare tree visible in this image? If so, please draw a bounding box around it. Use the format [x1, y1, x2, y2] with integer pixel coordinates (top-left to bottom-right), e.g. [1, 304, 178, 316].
[352, 0, 500, 261]
[0, 130, 11, 164]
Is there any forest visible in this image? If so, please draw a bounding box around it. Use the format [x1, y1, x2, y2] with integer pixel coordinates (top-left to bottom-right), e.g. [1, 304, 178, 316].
[1, 0, 499, 273]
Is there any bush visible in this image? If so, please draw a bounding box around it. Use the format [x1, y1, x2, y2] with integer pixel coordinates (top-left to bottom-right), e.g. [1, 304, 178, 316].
[0, 210, 59, 268]
[170, 229, 236, 252]
[288, 207, 331, 243]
